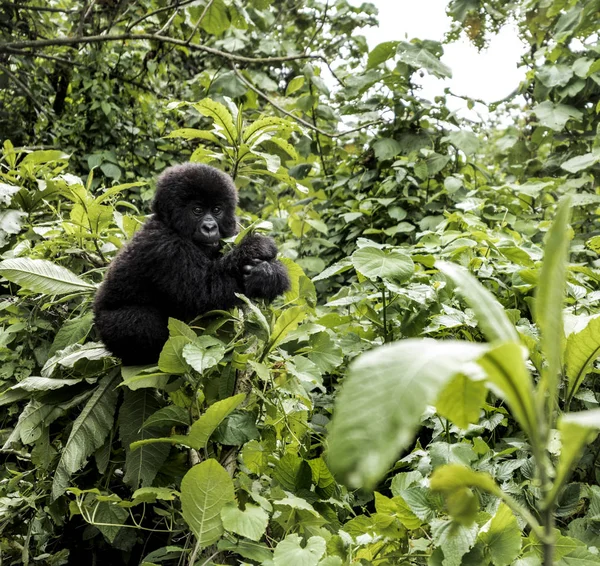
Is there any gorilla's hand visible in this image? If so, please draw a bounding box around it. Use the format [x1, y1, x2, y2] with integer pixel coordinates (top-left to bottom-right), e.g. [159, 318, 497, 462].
[243, 259, 290, 301]
[237, 234, 278, 264]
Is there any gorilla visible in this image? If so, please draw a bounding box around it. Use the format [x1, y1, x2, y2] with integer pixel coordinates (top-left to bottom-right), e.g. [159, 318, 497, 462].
[93, 163, 290, 366]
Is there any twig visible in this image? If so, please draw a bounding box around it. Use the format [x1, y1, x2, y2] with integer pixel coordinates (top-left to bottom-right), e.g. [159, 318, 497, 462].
[0, 33, 322, 64]
[186, 0, 214, 44]
[0, 63, 44, 111]
[0, 2, 76, 13]
[125, 0, 198, 30]
[232, 66, 382, 138]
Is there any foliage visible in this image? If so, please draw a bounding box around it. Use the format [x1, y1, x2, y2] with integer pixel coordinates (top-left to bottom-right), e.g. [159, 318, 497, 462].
[2, 1, 600, 566]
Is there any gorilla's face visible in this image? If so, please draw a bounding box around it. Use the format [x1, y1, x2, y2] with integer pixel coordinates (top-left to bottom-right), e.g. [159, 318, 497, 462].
[189, 201, 226, 247]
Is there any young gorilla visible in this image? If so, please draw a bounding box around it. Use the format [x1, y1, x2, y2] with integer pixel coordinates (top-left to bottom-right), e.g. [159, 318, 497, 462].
[93, 163, 290, 365]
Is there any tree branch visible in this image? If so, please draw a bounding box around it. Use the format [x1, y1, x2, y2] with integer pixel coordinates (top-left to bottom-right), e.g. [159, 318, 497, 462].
[0, 2, 76, 13]
[0, 32, 321, 64]
[0, 63, 44, 111]
[232, 66, 382, 138]
[125, 0, 198, 30]
[186, 0, 214, 44]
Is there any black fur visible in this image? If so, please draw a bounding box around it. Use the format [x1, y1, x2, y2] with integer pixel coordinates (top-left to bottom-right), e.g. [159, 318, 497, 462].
[93, 163, 290, 365]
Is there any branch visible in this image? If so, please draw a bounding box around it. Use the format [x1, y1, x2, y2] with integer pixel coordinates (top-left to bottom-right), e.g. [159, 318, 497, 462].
[232, 66, 381, 138]
[0, 2, 76, 13]
[125, 0, 198, 30]
[0, 32, 321, 64]
[0, 63, 44, 111]
[186, 0, 214, 44]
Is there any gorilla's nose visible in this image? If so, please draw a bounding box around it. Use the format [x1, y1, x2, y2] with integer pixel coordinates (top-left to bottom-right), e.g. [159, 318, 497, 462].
[201, 219, 218, 237]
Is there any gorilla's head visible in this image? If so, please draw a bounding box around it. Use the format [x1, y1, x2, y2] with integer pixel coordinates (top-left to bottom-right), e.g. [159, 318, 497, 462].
[153, 163, 238, 247]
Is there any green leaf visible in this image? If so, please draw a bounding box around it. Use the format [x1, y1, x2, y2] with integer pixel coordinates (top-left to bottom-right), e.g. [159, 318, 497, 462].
[327, 339, 489, 488]
[165, 128, 222, 145]
[537, 64, 574, 87]
[479, 503, 522, 566]
[367, 41, 399, 69]
[477, 342, 537, 442]
[532, 102, 582, 131]
[221, 502, 269, 541]
[182, 336, 226, 374]
[267, 306, 306, 353]
[535, 197, 572, 403]
[119, 390, 170, 489]
[11, 376, 82, 392]
[193, 99, 237, 145]
[396, 42, 452, 78]
[431, 520, 478, 566]
[180, 459, 235, 548]
[352, 247, 414, 283]
[158, 336, 191, 374]
[372, 138, 402, 161]
[560, 152, 600, 173]
[49, 313, 94, 356]
[436, 261, 519, 343]
[286, 76, 305, 95]
[273, 534, 326, 566]
[200, 0, 230, 35]
[564, 314, 600, 403]
[42, 342, 111, 377]
[436, 373, 487, 429]
[445, 131, 480, 156]
[21, 150, 69, 165]
[550, 409, 600, 503]
[131, 394, 245, 451]
[430, 464, 501, 496]
[142, 405, 190, 429]
[0, 258, 96, 295]
[52, 370, 120, 499]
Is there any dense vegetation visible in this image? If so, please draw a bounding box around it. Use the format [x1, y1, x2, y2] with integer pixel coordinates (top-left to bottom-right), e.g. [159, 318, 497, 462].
[2, 0, 600, 564]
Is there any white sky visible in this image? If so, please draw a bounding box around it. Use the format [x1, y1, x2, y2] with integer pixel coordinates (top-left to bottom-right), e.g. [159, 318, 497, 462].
[348, 0, 528, 120]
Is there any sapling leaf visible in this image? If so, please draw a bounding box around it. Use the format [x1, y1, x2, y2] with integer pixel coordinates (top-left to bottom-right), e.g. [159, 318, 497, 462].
[180, 459, 235, 548]
[564, 313, 600, 404]
[327, 339, 489, 489]
[478, 342, 538, 443]
[535, 196, 572, 406]
[549, 409, 600, 504]
[436, 261, 519, 344]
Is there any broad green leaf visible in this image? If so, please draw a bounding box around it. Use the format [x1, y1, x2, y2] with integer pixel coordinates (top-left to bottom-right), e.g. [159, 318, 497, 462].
[182, 336, 226, 374]
[537, 64, 573, 87]
[267, 306, 306, 353]
[535, 197, 572, 404]
[164, 128, 221, 145]
[52, 370, 120, 499]
[0, 258, 96, 295]
[193, 99, 237, 145]
[532, 102, 582, 131]
[131, 394, 245, 451]
[119, 390, 170, 489]
[120, 367, 170, 390]
[93, 501, 128, 543]
[367, 41, 399, 69]
[142, 405, 190, 429]
[3, 400, 64, 447]
[561, 152, 600, 173]
[372, 138, 402, 161]
[352, 247, 414, 283]
[311, 258, 353, 282]
[199, 0, 230, 35]
[478, 342, 537, 442]
[374, 492, 421, 529]
[550, 409, 600, 503]
[221, 502, 269, 541]
[180, 459, 235, 547]
[42, 342, 111, 377]
[167, 318, 197, 340]
[479, 503, 522, 566]
[21, 150, 69, 165]
[327, 339, 489, 488]
[436, 261, 519, 343]
[445, 131, 480, 155]
[49, 312, 94, 356]
[243, 116, 298, 145]
[286, 76, 305, 95]
[430, 519, 478, 566]
[158, 336, 191, 374]
[564, 314, 600, 403]
[11, 376, 82, 392]
[273, 534, 326, 566]
[396, 41, 452, 78]
[430, 464, 501, 496]
[436, 373, 487, 429]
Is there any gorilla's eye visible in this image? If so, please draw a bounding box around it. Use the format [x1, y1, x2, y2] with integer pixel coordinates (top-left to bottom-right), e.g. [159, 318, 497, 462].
[193, 206, 204, 215]
[213, 206, 222, 215]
